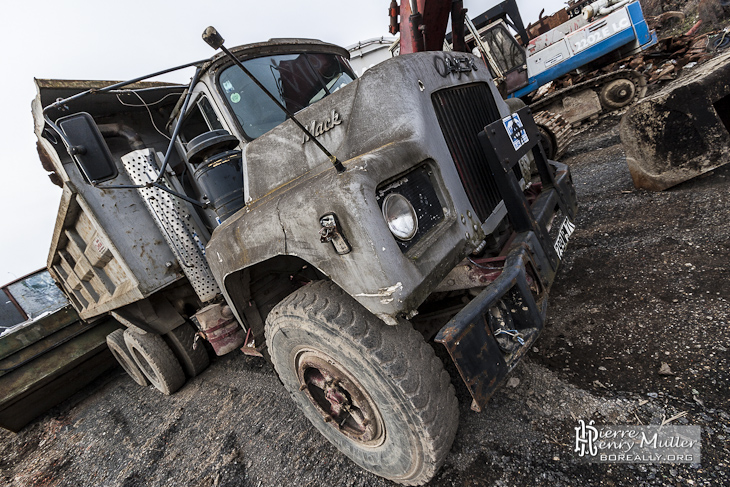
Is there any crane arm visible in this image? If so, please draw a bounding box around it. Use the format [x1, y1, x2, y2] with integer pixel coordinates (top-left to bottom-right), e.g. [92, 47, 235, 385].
[389, 0, 468, 54]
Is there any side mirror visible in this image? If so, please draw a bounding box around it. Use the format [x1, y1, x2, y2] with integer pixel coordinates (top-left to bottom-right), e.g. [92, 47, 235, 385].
[56, 112, 118, 183]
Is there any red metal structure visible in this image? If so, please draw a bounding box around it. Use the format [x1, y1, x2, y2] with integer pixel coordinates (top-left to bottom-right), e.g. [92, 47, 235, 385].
[389, 0, 468, 53]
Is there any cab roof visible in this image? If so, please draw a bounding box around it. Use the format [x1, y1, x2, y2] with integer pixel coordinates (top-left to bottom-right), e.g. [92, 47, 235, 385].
[202, 38, 350, 74]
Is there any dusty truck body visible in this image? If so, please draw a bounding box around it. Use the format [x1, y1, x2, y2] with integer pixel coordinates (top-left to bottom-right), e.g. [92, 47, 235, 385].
[34, 29, 576, 484]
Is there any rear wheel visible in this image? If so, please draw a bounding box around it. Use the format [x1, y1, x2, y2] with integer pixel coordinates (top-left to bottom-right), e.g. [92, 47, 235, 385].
[163, 322, 210, 378]
[106, 329, 149, 387]
[265, 281, 459, 485]
[124, 329, 185, 395]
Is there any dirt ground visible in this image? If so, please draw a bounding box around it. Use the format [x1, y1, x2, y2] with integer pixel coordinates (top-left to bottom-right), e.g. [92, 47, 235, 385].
[1, 114, 729, 486]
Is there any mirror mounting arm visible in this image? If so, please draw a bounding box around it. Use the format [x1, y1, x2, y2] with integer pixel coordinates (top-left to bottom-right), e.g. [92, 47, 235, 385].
[86, 181, 208, 209]
[41, 65, 207, 208]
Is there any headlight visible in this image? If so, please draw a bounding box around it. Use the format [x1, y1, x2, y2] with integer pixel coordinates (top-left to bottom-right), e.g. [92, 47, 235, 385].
[382, 193, 418, 241]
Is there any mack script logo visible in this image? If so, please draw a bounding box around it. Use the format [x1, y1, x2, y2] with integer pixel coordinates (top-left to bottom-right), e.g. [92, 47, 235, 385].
[302, 109, 342, 144]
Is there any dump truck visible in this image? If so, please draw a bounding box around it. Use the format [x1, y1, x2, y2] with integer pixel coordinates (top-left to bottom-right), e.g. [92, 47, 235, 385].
[33, 12, 577, 485]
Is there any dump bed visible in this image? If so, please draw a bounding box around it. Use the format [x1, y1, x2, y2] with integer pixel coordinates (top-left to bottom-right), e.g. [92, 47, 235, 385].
[33, 79, 190, 320]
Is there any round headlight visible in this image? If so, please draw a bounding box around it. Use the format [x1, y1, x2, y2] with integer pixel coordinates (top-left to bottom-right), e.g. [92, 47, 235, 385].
[382, 193, 418, 241]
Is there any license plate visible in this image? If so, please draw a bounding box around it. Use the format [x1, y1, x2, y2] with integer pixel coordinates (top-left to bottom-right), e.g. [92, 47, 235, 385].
[552, 216, 575, 260]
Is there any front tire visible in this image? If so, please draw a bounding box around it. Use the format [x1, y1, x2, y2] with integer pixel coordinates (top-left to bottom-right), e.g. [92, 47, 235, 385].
[265, 281, 458, 485]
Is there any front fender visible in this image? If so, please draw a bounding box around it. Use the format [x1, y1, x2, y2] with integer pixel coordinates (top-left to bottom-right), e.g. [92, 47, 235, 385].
[206, 139, 466, 322]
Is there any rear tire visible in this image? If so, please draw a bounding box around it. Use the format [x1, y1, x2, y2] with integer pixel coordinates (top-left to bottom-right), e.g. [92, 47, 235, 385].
[124, 329, 185, 395]
[265, 281, 459, 485]
[163, 322, 210, 378]
[106, 329, 149, 387]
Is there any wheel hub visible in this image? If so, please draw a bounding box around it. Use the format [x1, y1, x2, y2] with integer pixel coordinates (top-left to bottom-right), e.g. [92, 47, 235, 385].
[602, 79, 636, 108]
[295, 350, 385, 446]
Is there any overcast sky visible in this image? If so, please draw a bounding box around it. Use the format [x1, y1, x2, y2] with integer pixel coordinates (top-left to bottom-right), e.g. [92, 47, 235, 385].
[0, 0, 564, 285]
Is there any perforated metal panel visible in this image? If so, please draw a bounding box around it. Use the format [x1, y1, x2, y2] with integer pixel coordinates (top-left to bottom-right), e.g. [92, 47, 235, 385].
[121, 149, 220, 302]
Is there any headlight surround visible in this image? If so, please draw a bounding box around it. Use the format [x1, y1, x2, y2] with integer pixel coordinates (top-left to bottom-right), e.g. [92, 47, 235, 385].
[382, 193, 418, 241]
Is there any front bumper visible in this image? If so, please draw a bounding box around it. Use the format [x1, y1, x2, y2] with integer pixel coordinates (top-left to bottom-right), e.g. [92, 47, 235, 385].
[435, 107, 578, 412]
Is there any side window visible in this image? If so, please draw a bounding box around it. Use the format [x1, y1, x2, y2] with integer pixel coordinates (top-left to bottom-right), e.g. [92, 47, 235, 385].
[199, 97, 223, 131]
[482, 25, 526, 74]
[179, 96, 224, 148]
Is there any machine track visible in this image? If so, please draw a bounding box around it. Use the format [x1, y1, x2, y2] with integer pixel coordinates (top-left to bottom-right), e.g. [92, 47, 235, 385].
[530, 69, 647, 125]
[532, 110, 572, 160]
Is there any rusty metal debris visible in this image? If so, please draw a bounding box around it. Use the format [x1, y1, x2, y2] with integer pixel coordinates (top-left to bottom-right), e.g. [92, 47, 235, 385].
[620, 49, 730, 191]
[648, 11, 686, 29]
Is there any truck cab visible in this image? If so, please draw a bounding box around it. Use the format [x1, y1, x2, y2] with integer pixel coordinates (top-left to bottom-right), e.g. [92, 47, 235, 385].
[35, 33, 576, 485]
[171, 40, 356, 231]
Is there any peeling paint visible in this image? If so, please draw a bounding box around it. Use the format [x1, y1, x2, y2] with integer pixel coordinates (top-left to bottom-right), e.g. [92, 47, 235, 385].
[355, 282, 403, 298]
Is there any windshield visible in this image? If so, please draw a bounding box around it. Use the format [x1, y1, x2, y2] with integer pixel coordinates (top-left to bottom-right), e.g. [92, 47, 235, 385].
[218, 52, 355, 139]
[482, 24, 525, 74]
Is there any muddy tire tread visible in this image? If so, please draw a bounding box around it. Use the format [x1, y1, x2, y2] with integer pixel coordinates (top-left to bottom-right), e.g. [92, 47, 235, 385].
[106, 329, 149, 387]
[265, 280, 458, 485]
[124, 329, 185, 395]
[163, 322, 210, 378]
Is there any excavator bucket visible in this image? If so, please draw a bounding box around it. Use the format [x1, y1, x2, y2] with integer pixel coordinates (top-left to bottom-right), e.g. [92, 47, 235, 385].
[620, 51, 730, 191]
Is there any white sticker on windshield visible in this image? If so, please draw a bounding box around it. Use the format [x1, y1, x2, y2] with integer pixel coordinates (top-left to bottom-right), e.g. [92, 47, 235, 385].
[222, 80, 234, 93]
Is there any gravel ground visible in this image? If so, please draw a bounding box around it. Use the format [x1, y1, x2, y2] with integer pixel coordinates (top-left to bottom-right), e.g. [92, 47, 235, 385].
[1, 115, 728, 486]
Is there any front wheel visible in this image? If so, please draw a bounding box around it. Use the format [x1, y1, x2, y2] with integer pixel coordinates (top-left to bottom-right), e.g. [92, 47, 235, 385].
[265, 281, 458, 485]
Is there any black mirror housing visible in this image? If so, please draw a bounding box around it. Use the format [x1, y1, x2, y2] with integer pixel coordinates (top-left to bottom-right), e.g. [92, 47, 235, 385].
[57, 112, 118, 183]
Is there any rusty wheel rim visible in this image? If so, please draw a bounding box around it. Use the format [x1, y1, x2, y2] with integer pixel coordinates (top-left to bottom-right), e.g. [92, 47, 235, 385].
[295, 349, 385, 447]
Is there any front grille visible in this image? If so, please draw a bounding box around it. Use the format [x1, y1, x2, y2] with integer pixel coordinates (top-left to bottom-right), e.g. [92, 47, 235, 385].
[432, 83, 505, 222]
